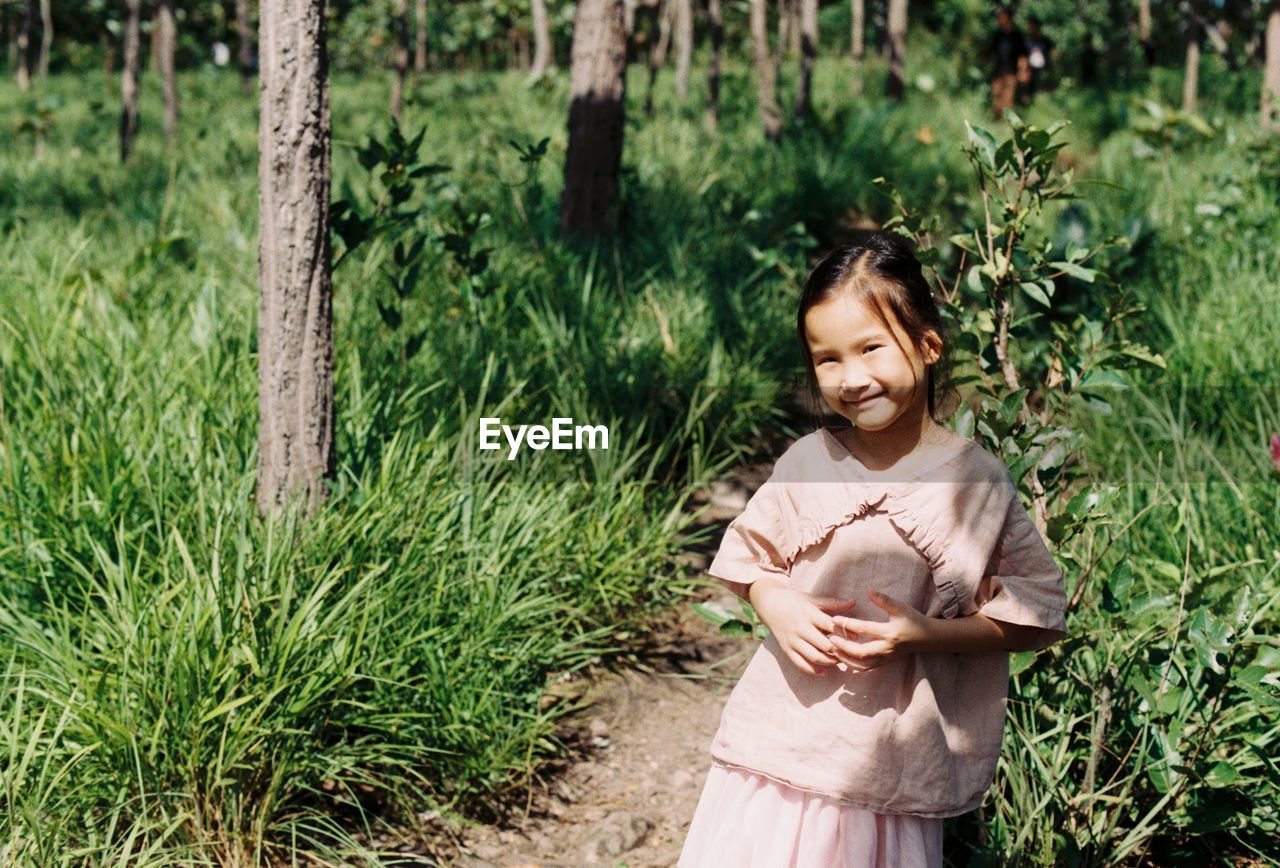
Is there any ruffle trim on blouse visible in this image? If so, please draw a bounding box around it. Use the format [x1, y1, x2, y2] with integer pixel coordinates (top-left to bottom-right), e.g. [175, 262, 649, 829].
[778, 485, 964, 619]
[780, 490, 889, 571]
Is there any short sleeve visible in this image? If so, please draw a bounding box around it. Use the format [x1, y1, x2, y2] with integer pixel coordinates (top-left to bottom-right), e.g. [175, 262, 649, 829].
[973, 494, 1068, 650]
[706, 481, 792, 592]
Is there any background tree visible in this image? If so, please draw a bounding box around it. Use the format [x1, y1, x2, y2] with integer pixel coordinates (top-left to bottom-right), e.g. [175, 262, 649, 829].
[885, 0, 907, 99]
[1264, 0, 1280, 130]
[256, 0, 335, 517]
[560, 0, 627, 236]
[749, 0, 781, 140]
[36, 0, 48, 78]
[530, 0, 553, 78]
[673, 0, 691, 100]
[707, 0, 723, 126]
[391, 0, 409, 120]
[643, 0, 671, 115]
[120, 0, 143, 161]
[850, 0, 864, 95]
[158, 0, 178, 144]
[415, 0, 427, 71]
[1182, 0, 1201, 111]
[1139, 0, 1153, 64]
[237, 0, 254, 94]
[794, 0, 817, 116]
[15, 0, 30, 90]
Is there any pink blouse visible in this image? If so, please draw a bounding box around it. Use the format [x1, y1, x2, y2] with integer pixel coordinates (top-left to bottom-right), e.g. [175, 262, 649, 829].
[705, 427, 1068, 818]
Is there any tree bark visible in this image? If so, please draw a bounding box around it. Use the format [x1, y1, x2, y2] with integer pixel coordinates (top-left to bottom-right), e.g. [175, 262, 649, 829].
[794, 0, 817, 116]
[257, 0, 335, 518]
[391, 0, 409, 120]
[750, 0, 781, 141]
[1138, 0, 1153, 65]
[673, 0, 691, 100]
[36, 0, 50, 78]
[530, 0, 553, 77]
[885, 0, 907, 100]
[1182, 4, 1200, 112]
[1264, 0, 1280, 131]
[850, 0, 864, 95]
[415, 0, 427, 71]
[120, 0, 142, 161]
[158, 0, 178, 144]
[15, 0, 31, 90]
[707, 0, 723, 126]
[560, 0, 627, 237]
[237, 0, 254, 94]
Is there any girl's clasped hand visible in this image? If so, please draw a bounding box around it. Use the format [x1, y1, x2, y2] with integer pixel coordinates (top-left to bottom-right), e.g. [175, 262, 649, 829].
[750, 581, 931, 676]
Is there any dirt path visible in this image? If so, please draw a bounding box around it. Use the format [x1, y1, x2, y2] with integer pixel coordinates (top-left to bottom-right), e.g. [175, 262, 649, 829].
[420, 468, 769, 867]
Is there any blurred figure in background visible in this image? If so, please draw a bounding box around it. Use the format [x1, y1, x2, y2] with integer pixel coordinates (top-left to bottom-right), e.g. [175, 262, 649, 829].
[1021, 16, 1055, 104]
[987, 6, 1028, 120]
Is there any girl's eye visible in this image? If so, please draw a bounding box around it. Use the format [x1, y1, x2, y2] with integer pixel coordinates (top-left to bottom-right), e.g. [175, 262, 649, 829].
[864, 345, 882, 353]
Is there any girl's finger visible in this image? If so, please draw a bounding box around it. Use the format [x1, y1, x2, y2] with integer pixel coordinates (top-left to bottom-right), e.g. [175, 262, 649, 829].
[795, 637, 840, 667]
[810, 596, 858, 613]
[833, 616, 887, 638]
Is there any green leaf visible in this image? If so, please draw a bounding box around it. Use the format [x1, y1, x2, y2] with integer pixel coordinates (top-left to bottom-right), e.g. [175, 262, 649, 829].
[1049, 261, 1097, 283]
[1019, 281, 1052, 307]
[964, 122, 998, 172]
[1203, 761, 1244, 788]
[1078, 370, 1127, 393]
[1188, 610, 1234, 675]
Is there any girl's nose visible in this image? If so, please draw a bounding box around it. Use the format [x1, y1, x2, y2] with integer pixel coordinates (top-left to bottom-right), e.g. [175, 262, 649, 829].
[840, 362, 871, 393]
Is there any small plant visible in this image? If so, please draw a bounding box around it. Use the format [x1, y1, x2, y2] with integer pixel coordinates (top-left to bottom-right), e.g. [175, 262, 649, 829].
[12, 95, 60, 160]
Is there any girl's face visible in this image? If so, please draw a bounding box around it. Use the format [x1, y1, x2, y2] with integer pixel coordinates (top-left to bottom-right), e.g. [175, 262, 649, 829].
[803, 291, 940, 435]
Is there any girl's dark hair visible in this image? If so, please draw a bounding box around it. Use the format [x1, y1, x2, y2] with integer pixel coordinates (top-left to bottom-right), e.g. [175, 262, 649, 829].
[795, 231, 958, 427]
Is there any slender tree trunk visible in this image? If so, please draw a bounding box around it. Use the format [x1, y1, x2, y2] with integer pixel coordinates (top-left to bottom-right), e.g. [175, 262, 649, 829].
[673, 0, 691, 100]
[776, 0, 791, 64]
[257, 0, 334, 518]
[530, 0, 552, 77]
[560, 0, 627, 237]
[1138, 0, 1153, 65]
[414, 0, 427, 71]
[707, 0, 723, 126]
[390, 0, 409, 120]
[885, 0, 907, 99]
[850, 0, 864, 95]
[1182, 5, 1200, 112]
[1263, 0, 1280, 130]
[788, 0, 801, 57]
[794, 0, 817, 116]
[6, 13, 15, 73]
[36, 0, 50, 78]
[237, 0, 254, 94]
[158, 0, 178, 144]
[750, 0, 781, 141]
[645, 0, 672, 115]
[16, 0, 31, 90]
[120, 0, 142, 161]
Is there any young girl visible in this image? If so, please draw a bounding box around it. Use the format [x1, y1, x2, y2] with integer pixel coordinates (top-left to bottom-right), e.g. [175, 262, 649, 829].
[678, 232, 1068, 867]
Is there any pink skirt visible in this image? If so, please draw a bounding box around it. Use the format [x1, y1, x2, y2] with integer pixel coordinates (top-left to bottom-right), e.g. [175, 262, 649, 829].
[678, 763, 944, 868]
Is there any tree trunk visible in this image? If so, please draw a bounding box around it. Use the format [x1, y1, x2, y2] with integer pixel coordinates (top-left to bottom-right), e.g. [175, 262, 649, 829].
[390, 0, 409, 120]
[788, 0, 801, 57]
[16, 0, 31, 90]
[707, 0, 723, 126]
[850, 0, 864, 95]
[415, 0, 427, 71]
[645, 0, 672, 115]
[750, 0, 781, 141]
[1182, 6, 1200, 112]
[158, 0, 178, 144]
[257, 0, 335, 518]
[794, 0, 817, 116]
[1138, 0, 1153, 65]
[530, 0, 552, 77]
[237, 0, 254, 94]
[36, 0, 50, 78]
[673, 0, 691, 100]
[120, 0, 142, 161]
[885, 0, 907, 100]
[560, 0, 627, 237]
[1263, 0, 1280, 131]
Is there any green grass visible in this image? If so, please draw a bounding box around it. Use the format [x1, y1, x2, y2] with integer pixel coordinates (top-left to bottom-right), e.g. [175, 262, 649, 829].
[1, 45, 1278, 863]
